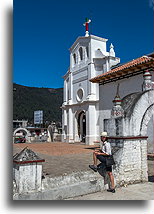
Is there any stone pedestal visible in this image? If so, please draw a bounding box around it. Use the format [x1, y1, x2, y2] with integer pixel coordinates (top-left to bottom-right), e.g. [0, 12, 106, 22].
[13, 147, 45, 194]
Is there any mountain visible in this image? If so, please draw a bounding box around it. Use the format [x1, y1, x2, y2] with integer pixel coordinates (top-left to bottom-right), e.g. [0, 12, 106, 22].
[13, 83, 63, 126]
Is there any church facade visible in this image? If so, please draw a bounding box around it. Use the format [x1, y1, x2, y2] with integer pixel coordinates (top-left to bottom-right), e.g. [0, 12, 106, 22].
[62, 26, 153, 148]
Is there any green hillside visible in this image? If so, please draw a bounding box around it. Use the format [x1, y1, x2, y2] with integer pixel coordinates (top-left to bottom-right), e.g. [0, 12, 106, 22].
[13, 83, 63, 126]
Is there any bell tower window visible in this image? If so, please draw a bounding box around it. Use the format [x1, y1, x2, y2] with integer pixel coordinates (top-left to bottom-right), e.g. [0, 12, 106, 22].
[73, 53, 76, 64]
[86, 46, 89, 58]
[79, 47, 83, 61]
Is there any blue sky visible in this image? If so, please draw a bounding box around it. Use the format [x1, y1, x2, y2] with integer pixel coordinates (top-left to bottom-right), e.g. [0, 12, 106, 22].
[13, 0, 153, 88]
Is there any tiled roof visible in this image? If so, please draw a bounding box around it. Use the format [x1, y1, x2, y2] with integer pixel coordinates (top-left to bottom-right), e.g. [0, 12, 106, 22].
[90, 56, 154, 83]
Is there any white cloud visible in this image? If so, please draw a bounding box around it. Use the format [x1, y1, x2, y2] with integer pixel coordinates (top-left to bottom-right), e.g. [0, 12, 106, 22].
[149, 0, 154, 10]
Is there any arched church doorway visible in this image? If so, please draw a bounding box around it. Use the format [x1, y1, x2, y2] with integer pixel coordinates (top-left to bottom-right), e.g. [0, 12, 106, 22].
[77, 111, 86, 142]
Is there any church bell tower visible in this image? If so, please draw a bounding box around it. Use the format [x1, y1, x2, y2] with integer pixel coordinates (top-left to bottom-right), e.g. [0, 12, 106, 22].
[62, 19, 120, 145]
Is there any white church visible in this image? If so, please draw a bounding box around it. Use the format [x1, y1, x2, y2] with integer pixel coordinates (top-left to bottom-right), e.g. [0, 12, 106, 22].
[62, 19, 154, 150]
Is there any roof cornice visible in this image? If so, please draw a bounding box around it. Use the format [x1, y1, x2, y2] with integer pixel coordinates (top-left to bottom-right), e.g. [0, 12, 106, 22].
[69, 35, 108, 52]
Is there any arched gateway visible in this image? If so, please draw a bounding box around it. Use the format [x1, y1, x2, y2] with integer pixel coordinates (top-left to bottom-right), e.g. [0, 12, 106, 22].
[104, 89, 153, 185]
[123, 90, 153, 138]
[122, 89, 154, 153]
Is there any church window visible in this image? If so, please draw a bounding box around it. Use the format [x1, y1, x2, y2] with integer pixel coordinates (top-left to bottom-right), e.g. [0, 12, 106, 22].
[73, 53, 76, 64]
[86, 46, 89, 58]
[79, 47, 83, 61]
[76, 88, 84, 102]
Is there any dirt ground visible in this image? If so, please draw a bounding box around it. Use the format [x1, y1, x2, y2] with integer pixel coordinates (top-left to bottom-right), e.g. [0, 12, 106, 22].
[13, 142, 154, 181]
[13, 142, 97, 177]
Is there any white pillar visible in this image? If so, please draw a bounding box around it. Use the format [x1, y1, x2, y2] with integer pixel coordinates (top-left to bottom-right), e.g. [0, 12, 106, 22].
[86, 104, 97, 145]
[68, 108, 74, 143]
[64, 80, 67, 103]
[69, 72, 73, 102]
[87, 63, 99, 100]
[62, 109, 67, 141]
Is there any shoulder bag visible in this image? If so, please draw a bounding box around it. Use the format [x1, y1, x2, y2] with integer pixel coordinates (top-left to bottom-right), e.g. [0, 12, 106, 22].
[106, 155, 115, 167]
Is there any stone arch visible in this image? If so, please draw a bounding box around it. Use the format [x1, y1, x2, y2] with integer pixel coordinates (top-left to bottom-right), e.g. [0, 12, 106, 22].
[126, 90, 153, 136]
[74, 110, 86, 142]
[13, 128, 30, 136]
[13, 128, 31, 142]
[140, 104, 153, 136]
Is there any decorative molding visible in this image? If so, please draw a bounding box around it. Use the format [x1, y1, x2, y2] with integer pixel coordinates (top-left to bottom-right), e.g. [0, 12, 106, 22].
[62, 99, 99, 108]
[73, 75, 88, 84]
[69, 36, 90, 51]
[90, 35, 108, 42]
[72, 66, 88, 76]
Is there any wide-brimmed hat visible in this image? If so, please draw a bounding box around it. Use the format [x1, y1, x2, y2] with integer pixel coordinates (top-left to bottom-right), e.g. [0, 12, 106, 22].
[100, 132, 108, 137]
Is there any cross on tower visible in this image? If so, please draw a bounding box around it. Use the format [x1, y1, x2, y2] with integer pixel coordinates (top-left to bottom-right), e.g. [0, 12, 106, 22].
[83, 18, 91, 37]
